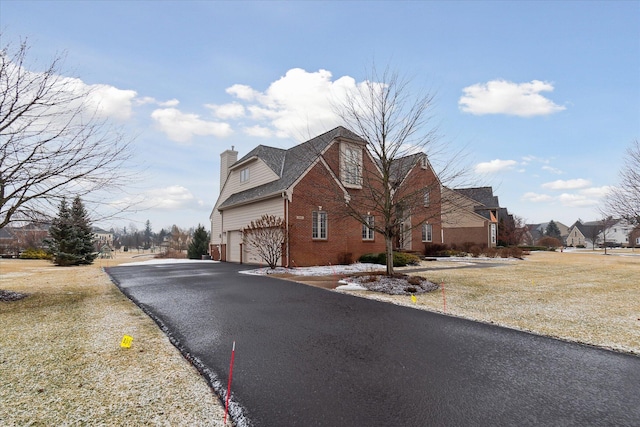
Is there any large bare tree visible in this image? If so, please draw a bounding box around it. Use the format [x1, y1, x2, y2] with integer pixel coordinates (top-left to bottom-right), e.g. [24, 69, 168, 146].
[311, 66, 469, 275]
[604, 139, 640, 223]
[0, 38, 134, 229]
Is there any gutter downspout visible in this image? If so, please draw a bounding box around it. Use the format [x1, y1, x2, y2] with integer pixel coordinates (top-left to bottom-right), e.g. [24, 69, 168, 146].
[283, 192, 290, 267]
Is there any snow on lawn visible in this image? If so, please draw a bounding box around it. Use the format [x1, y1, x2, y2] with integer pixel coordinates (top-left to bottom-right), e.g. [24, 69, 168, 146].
[240, 263, 384, 276]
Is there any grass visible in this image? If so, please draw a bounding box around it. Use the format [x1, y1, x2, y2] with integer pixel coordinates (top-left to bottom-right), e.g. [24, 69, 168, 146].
[0, 256, 227, 426]
[374, 250, 640, 354]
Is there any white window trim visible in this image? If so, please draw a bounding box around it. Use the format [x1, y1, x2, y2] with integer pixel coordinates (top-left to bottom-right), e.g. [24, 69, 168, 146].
[341, 143, 362, 188]
[422, 223, 433, 242]
[240, 167, 250, 183]
[312, 211, 327, 240]
[362, 215, 375, 241]
[424, 190, 430, 207]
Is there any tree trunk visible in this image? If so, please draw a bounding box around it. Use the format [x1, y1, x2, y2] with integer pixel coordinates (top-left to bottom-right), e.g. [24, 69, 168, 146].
[385, 235, 394, 276]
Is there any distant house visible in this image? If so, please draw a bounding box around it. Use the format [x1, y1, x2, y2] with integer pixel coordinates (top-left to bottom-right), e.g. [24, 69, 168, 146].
[524, 221, 570, 246]
[598, 218, 635, 247]
[0, 223, 49, 256]
[92, 227, 114, 250]
[441, 187, 500, 248]
[566, 221, 602, 249]
[210, 126, 443, 266]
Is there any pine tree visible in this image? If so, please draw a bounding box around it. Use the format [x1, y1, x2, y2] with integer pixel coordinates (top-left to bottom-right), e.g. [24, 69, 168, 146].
[545, 220, 562, 240]
[46, 196, 97, 266]
[187, 224, 210, 259]
[70, 196, 97, 265]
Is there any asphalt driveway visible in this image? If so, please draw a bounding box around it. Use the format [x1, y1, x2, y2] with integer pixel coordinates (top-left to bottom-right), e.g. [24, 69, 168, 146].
[106, 261, 640, 426]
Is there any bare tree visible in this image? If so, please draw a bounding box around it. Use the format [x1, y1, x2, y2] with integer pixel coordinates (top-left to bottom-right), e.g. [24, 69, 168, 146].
[320, 66, 468, 275]
[0, 38, 134, 229]
[243, 215, 287, 269]
[605, 139, 640, 224]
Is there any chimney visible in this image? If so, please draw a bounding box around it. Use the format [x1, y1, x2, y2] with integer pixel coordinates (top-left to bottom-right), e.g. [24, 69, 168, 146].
[219, 146, 238, 194]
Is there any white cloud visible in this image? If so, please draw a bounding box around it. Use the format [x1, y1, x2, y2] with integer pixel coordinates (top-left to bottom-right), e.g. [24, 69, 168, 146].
[113, 185, 204, 211]
[135, 97, 179, 107]
[150, 108, 233, 143]
[474, 159, 518, 173]
[243, 125, 273, 138]
[226, 84, 259, 101]
[578, 186, 614, 198]
[224, 68, 354, 139]
[541, 165, 563, 175]
[206, 102, 245, 120]
[557, 193, 597, 208]
[84, 84, 137, 120]
[542, 179, 591, 190]
[459, 79, 566, 117]
[522, 192, 553, 203]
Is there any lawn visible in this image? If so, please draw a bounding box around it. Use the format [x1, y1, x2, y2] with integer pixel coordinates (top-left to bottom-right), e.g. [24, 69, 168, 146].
[0, 255, 227, 426]
[361, 250, 640, 355]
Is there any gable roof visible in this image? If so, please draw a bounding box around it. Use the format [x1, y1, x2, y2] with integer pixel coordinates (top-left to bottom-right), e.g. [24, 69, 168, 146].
[454, 187, 500, 209]
[218, 126, 365, 210]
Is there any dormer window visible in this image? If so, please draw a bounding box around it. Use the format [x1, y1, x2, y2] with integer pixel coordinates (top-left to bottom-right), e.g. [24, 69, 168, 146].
[240, 167, 250, 183]
[341, 143, 362, 187]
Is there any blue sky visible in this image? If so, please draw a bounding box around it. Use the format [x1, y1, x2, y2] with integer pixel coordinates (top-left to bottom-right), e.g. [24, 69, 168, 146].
[2, 1, 639, 232]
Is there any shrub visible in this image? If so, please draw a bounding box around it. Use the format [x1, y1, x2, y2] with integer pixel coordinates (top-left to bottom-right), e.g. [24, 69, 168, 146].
[358, 253, 380, 264]
[469, 246, 482, 258]
[484, 247, 498, 258]
[358, 251, 421, 267]
[423, 243, 448, 257]
[155, 249, 186, 259]
[537, 236, 562, 249]
[20, 248, 52, 260]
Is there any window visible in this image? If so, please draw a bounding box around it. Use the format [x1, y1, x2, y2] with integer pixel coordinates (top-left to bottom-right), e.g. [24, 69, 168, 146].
[240, 167, 250, 183]
[491, 223, 497, 244]
[422, 223, 433, 242]
[342, 144, 362, 186]
[362, 215, 374, 240]
[423, 190, 430, 207]
[312, 211, 327, 239]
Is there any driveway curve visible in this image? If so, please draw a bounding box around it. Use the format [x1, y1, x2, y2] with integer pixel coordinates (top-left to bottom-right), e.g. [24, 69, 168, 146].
[106, 262, 640, 426]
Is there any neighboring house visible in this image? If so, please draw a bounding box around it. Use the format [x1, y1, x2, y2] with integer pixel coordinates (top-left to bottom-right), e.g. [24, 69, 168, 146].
[566, 221, 602, 249]
[441, 187, 500, 248]
[0, 223, 49, 256]
[598, 218, 635, 247]
[523, 221, 570, 245]
[92, 227, 114, 250]
[210, 126, 443, 266]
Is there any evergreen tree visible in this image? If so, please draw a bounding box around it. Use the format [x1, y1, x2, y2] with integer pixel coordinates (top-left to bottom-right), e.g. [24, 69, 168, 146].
[144, 220, 153, 249]
[46, 196, 97, 266]
[187, 224, 210, 259]
[545, 220, 562, 240]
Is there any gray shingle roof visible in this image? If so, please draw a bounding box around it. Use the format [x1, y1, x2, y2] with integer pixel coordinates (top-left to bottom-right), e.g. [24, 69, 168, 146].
[454, 187, 500, 209]
[218, 126, 365, 210]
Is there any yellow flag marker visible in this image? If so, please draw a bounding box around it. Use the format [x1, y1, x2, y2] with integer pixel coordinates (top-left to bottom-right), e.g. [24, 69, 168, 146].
[120, 335, 133, 348]
[411, 294, 417, 303]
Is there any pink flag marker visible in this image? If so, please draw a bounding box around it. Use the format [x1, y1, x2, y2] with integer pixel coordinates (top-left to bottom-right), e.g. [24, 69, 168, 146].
[224, 341, 236, 425]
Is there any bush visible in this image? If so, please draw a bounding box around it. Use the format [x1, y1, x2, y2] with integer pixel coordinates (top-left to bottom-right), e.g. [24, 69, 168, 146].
[155, 249, 186, 259]
[423, 243, 448, 257]
[484, 247, 498, 258]
[537, 236, 562, 249]
[358, 251, 421, 267]
[19, 248, 52, 260]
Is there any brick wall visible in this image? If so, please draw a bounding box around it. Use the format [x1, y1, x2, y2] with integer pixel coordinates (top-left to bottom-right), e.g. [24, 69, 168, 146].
[288, 160, 385, 266]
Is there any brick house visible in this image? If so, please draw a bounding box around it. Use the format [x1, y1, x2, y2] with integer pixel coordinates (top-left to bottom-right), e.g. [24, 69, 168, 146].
[209, 126, 443, 266]
[441, 187, 503, 248]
